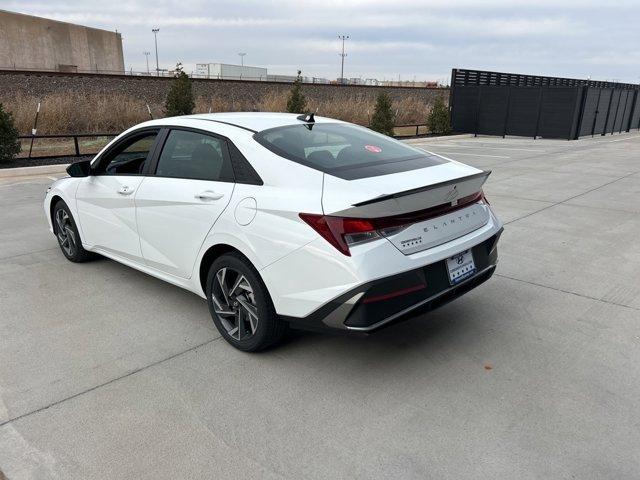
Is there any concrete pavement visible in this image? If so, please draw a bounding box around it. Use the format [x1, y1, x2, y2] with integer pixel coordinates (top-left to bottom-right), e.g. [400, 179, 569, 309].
[1, 133, 640, 479]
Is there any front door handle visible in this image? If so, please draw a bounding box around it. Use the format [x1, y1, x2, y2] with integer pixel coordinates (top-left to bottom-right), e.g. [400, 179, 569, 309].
[117, 185, 134, 195]
[195, 191, 224, 201]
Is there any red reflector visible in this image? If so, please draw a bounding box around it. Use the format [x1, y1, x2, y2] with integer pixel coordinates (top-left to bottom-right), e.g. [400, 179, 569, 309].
[362, 283, 427, 304]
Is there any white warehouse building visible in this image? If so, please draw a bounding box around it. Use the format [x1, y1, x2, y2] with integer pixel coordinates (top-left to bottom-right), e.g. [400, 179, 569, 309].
[196, 63, 267, 80]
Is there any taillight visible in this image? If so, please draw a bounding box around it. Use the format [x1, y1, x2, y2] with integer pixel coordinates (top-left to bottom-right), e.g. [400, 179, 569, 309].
[299, 214, 381, 256]
[300, 190, 485, 256]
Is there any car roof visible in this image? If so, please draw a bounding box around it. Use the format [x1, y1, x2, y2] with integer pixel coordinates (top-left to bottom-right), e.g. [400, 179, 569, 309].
[165, 112, 344, 133]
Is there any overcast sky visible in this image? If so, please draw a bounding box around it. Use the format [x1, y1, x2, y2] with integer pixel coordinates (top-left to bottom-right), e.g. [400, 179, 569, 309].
[6, 0, 640, 83]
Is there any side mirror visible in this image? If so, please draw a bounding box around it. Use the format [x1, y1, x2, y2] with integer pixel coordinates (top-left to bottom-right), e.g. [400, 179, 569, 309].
[66, 159, 92, 177]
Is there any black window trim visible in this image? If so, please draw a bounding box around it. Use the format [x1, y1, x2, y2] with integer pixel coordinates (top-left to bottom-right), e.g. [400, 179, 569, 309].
[91, 127, 162, 177]
[148, 125, 263, 185]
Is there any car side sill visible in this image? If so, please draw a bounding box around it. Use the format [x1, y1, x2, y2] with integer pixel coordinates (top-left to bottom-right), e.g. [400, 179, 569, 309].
[87, 246, 206, 299]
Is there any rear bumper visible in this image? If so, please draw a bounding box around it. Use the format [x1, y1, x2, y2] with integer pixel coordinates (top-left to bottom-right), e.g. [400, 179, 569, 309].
[281, 229, 501, 333]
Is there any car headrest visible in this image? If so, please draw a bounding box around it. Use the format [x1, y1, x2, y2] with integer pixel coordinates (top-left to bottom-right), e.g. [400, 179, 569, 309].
[335, 145, 362, 164]
[193, 143, 222, 175]
[271, 137, 305, 159]
[306, 150, 335, 167]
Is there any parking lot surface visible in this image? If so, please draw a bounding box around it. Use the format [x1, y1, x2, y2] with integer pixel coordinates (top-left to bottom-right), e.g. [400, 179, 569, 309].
[1, 133, 640, 479]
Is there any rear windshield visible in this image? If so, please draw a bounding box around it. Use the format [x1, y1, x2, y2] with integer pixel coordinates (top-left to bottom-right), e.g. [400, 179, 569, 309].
[253, 123, 446, 180]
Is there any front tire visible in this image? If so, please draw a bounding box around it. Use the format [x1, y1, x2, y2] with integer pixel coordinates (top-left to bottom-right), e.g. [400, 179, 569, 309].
[206, 252, 287, 352]
[52, 200, 94, 263]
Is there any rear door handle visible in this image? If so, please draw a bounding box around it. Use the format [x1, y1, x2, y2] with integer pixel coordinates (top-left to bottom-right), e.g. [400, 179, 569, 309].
[117, 185, 134, 195]
[195, 191, 224, 201]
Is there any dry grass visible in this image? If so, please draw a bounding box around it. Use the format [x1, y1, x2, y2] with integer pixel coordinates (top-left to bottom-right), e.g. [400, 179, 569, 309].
[17, 136, 114, 158]
[5, 93, 153, 135]
[3, 91, 442, 136]
[199, 92, 433, 126]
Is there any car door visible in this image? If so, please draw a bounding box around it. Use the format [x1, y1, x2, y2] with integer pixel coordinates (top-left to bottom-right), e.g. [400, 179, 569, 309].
[75, 129, 160, 261]
[134, 128, 235, 278]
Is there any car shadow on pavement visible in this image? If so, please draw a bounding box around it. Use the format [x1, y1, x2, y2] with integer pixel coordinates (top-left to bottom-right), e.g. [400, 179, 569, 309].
[83, 254, 492, 373]
[280, 297, 489, 361]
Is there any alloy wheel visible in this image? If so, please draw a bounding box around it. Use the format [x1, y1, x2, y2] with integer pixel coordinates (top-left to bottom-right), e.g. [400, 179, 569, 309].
[211, 267, 259, 341]
[55, 209, 77, 257]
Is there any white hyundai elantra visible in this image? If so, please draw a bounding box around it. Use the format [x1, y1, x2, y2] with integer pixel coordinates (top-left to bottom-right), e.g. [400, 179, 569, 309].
[44, 112, 503, 351]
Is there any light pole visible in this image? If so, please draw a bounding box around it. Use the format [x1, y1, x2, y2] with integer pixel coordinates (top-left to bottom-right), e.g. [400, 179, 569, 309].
[338, 34, 349, 84]
[152, 28, 160, 76]
[143, 51, 150, 74]
[238, 52, 246, 79]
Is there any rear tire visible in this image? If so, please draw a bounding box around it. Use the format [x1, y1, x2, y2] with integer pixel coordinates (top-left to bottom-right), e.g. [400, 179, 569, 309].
[206, 252, 287, 352]
[52, 200, 94, 263]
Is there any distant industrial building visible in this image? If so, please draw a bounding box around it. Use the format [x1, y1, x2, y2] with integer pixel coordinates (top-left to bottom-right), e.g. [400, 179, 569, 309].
[266, 73, 298, 83]
[0, 9, 124, 73]
[196, 63, 267, 80]
[265, 74, 330, 84]
[195, 62, 330, 84]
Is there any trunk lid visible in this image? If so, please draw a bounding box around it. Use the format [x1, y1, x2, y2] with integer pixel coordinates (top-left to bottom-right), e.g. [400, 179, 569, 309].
[321, 162, 492, 255]
[322, 162, 489, 217]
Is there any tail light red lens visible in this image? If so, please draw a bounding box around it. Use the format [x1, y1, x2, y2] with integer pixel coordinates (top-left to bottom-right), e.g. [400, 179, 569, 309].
[299, 214, 379, 256]
[300, 190, 485, 256]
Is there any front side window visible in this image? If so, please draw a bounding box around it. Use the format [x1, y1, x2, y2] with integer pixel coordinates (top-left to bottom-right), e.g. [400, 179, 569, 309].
[98, 131, 158, 175]
[254, 123, 446, 180]
[155, 130, 234, 182]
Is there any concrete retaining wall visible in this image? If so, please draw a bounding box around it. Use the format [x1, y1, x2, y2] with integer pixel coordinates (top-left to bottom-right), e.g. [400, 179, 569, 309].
[0, 10, 124, 73]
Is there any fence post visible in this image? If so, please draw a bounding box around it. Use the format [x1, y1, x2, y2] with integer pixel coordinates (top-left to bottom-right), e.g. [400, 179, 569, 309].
[601, 89, 615, 136]
[628, 90, 640, 132]
[502, 86, 512, 138]
[610, 91, 622, 135]
[448, 69, 456, 132]
[28, 101, 41, 159]
[473, 86, 483, 137]
[618, 91, 627, 134]
[533, 87, 544, 139]
[73, 136, 80, 156]
[591, 88, 602, 136]
[574, 86, 589, 140]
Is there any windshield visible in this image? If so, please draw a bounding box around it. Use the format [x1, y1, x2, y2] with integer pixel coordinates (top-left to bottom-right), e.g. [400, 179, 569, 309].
[253, 123, 446, 180]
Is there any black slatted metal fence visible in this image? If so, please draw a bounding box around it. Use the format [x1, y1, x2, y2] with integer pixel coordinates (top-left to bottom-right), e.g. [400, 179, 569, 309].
[450, 68, 640, 139]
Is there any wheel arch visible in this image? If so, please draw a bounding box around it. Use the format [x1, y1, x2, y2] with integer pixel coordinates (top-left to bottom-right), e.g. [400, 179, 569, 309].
[49, 195, 65, 233]
[198, 243, 265, 296]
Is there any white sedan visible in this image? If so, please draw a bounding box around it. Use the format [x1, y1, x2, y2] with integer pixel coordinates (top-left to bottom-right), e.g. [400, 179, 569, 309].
[44, 113, 503, 351]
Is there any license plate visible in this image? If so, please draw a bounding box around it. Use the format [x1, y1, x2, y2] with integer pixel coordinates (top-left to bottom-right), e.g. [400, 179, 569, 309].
[446, 249, 477, 285]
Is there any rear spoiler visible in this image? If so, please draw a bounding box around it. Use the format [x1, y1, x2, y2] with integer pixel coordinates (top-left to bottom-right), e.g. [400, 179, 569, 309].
[352, 170, 491, 207]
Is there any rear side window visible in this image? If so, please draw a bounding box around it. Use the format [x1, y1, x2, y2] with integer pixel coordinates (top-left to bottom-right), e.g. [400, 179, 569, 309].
[156, 130, 234, 182]
[227, 141, 263, 185]
[254, 123, 445, 180]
